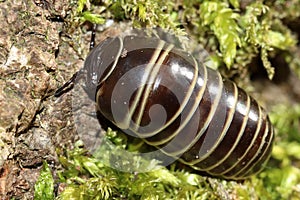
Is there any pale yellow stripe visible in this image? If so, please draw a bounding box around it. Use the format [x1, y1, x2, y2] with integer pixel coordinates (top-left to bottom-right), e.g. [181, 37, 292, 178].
[181, 88, 251, 166]
[223, 106, 265, 178]
[99, 37, 124, 84]
[122, 41, 165, 129]
[131, 49, 200, 138]
[197, 83, 239, 170]
[242, 125, 274, 179]
[213, 99, 261, 176]
[168, 70, 224, 158]
[132, 43, 174, 132]
[207, 97, 263, 172]
[146, 56, 205, 145]
[232, 116, 273, 178]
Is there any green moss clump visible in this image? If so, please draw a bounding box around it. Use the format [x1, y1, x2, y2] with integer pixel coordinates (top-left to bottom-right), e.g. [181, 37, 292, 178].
[56, 138, 222, 200]
[71, 0, 300, 80]
[34, 161, 55, 200]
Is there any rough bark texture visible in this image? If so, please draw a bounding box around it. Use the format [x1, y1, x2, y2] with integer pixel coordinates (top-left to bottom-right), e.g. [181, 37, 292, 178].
[0, 1, 80, 199]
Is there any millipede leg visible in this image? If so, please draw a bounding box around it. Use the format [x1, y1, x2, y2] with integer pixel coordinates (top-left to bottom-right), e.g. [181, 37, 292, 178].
[90, 24, 97, 51]
[54, 71, 79, 97]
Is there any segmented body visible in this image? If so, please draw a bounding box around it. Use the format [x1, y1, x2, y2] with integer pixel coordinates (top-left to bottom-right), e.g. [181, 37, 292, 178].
[57, 34, 274, 180]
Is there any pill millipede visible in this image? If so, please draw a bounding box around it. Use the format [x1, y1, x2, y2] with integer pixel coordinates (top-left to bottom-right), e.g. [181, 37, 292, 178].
[55, 28, 274, 180]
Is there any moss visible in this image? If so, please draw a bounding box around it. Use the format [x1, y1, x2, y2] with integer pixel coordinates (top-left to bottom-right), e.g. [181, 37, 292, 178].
[54, 111, 300, 199]
[56, 141, 221, 199]
[68, 0, 300, 80]
[34, 161, 55, 200]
